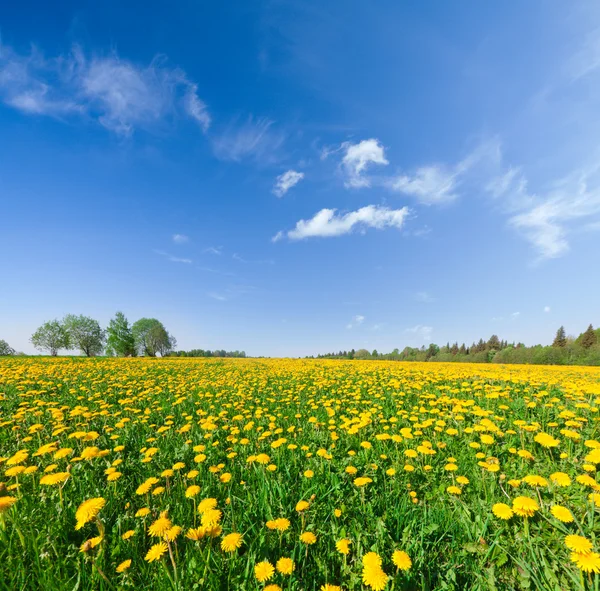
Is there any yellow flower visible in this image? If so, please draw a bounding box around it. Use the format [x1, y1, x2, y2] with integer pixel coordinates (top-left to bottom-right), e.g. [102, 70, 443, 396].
[300, 531, 317, 544]
[565, 535, 593, 554]
[122, 530, 135, 540]
[550, 472, 571, 487]
[392, 550, 411, 571]
[447, 486, 461, 495]
[0, 496, 17, 513]
[571, 551, 600, 573]
[296, 500, 310, 512]
[534, 432, 560, 448]
[221, 533, 243, 552]
[197, 498, 218, 514]
[145, 542, 168, 562]
[492, 503, 513, 520]
[336, 538, 351, 555]
[135, 508, 150, 518]
[148, 516, 172, 537]
[354, 477, 373, 487]
[80, 536, 103, 553]
[334, 508, 342, 518]
[254, 560, 275, 583]
[201, 508, 222, 527]
[551, 505, 574, 523]
[276, 557, 294, 575]
[186, 527, 206, 540]
[40, 472, 70, 486]
[266, 517, 290, 532]
[512, 496, 539, 517]
[321, 585, 341, 591]
[304, 470, 314, 478]
[75, 497, 106, 530]
[263, 585, 282, 591]
[116, 559, 131, 573]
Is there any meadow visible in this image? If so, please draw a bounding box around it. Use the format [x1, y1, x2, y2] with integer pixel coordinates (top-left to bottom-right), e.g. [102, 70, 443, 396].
[1, 358, 600, 590]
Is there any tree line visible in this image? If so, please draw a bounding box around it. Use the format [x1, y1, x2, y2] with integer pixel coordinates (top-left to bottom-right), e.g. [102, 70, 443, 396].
[0, 312, 247, 359]
[21, 313, 176, 357]
[311, 323, 600, 366]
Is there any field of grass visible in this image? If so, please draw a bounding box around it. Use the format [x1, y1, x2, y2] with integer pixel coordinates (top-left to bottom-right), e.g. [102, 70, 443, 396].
[1, 358, 600, 590]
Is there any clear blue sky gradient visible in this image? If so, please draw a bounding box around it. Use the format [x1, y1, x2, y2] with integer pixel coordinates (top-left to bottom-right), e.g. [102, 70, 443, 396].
[1, 1, 599, 356]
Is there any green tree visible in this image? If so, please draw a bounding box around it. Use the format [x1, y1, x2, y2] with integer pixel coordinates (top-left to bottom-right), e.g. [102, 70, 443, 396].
[132, 318, 176, 357]
[30, 320, 70, 356]
[552, 326, 567, 348]
[63, 314, 105, 357]
[106, 312, 136, 357]
[0, 339, 15, 356]
[355, 348, 370, 359]
[488, 335, 501, 350]
[581, 324, 598, 349]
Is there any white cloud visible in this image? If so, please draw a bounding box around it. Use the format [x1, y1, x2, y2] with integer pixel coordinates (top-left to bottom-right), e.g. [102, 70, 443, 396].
[511, 312, 521, 319]
[544, 306, 551, 313]
[404, 325, 433, 341]
[153, 249, 192, 264]
[203, 246, 222, 255]
[212, 116, 285, 163]
[346, 315, 365, 329]
[341, 139, 389, 188]
[273, 170, 304, 197]
[273, 205, 410, 241]
[392, 165, 457, 204]
[489, 159, 600, 260]
[0, 43, 210, 136]
[389, 143, 496, 205]
[172, 234, 189, 244]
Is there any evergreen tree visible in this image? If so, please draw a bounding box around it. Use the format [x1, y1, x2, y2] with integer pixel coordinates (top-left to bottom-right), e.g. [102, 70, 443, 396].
[106, 312, 136, 357]
[552, 326, 567, 348]
[488, 335, 501, 350]
[581, 324, 598, 349]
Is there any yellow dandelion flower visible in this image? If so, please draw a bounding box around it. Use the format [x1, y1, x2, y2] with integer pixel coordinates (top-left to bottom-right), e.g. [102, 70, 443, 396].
[0, 496, 17, 514]
[276, 557, 294, 575]
[116, 559, 131, 573]
[300, 531, 317, 544]
[392, 550, 412, 571]
[551, 505, 574, 523]
[512, 496, 539, 517]
[492, 503, 513, 520]
[145, 542, 168, 562]
[565, 535, 593, 554]
[221, 533, 243, 552]
[75, 497, 106, 530]
[148, 516, 172, 537]
[571, 551, 600, 573]
[336, 538, 351, 555]
[255, 560, 275, 583]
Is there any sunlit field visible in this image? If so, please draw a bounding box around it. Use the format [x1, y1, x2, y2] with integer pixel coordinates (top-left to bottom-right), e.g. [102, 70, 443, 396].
[2, 358, 600, 590]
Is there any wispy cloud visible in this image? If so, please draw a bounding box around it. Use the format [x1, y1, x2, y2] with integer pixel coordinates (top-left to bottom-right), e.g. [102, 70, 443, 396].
[404, 325, 433, 341]
[0, 43, 210, 136]
[212, 116, 285, 164]
[389, 142, 496, 205]
[203, 246, 222, 255]
[488, 157, 600, 260]
[346, 314, 365, 330]
[198, 266, 235, 277]
[341, 139, 389, 188]
[206, 285, 255, 301]
[232, 253, 274, 265]
[153, 249, 192, 264]
[511, 311, 521, 319]
[273, 169, 304, 197]
[172, 234, 189, 244]
[273, 205, 410, 241]
[414, 291, 435, 303]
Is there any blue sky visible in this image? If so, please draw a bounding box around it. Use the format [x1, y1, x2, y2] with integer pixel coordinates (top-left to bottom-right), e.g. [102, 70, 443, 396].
[1, 1, 600, 356]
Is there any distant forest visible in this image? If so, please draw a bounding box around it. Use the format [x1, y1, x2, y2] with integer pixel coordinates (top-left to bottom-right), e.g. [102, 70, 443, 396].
[311, 324, 600, 366]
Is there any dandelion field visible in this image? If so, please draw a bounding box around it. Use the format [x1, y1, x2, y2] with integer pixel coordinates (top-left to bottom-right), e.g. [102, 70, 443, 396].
[2, 359, 600, 590]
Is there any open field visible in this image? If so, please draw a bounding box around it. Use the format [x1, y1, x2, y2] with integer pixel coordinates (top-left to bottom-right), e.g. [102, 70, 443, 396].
[2, 358, 600, 590]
